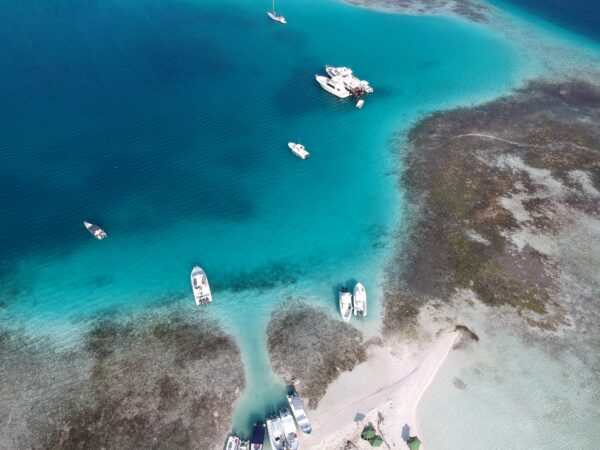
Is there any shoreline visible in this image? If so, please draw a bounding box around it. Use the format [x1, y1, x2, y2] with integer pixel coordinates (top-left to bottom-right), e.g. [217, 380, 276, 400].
[301, 328, 460, 449]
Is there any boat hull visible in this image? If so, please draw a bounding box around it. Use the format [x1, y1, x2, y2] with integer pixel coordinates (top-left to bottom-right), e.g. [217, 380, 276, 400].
[353, 282, 367, 317]
[191, 266, 212, 305]
[339, 289, 353, 322]
[267, 11, 286, 23]
[287, 392, 312, 434]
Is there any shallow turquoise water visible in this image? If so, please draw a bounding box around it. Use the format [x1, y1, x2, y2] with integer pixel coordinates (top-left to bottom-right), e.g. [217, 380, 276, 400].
[0, 0, 527, 436]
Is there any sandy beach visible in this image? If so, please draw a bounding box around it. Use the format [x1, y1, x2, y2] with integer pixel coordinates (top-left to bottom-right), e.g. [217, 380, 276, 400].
[301, 329, 459, 449]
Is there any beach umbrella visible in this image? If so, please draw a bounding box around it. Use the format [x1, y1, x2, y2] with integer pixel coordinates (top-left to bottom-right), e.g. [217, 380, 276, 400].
[361, 426, 376, 440]
[407, 436, 421, 450]
[370, 436, 384, 447]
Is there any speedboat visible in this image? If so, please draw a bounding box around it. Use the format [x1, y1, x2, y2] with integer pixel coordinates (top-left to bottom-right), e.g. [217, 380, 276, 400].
[353, 282, 367, 317]
[279, 408, 299, 450]
[239, 441, 250, 450]
[250, 422, 266, 450]
[339, 287, 353, 323]
[288, 142, 310, 159]
[315, 75, 351, 99]
[287, 390, 312, 434]
[83, 221, 107, 240]
[225, 434, 240, 450]
[191, 265, 213, 305]
[266, 414, 286, 450]
[356, 99, 364, 109]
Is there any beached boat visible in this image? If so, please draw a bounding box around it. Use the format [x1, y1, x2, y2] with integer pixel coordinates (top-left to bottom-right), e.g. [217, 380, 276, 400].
[225, 434, 240, 450]
[339, 287, 353, 323]
[287, 390, 312, 434]
[279, 408, 299, 450]
[288, 142, 310, 159]
[266, 415, 286, 450]
[353, 282, 367, 317]
[267, 0, 286, 23]
[250, 421, 266, 450]
[191, 265, 213, 305]
[83, 221, 107, 240]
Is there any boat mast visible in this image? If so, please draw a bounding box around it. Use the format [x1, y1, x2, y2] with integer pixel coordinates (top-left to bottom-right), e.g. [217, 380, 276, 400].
[272, 0, 275, 13]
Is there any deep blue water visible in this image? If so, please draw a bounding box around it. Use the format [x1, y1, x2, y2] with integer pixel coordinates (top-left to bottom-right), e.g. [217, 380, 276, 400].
[503, 0, 600, 42]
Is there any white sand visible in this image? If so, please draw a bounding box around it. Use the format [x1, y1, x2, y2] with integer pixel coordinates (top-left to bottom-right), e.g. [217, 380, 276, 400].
[301, 330, 459, 449]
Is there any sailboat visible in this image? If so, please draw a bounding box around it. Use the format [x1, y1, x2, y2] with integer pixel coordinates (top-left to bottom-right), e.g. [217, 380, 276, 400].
[267, 0, 286, 24]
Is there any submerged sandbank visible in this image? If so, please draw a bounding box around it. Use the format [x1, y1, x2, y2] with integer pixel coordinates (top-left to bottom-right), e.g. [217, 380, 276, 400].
[0, 312, 244, 449]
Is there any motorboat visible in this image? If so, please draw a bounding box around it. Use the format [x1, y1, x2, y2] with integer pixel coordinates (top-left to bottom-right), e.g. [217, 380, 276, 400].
[339, 287, 353, 323]
[356, 99, 364, 109]
[287, 390, 312, 434]
[251, 422, 266, 450]
[83, 221, 107, 240]
[279, 409, 299, 450]
[225, 435, 240, 450]
[266, 414, 286, 450]
[315, 75, 351, 99]
[239, 441, 250, 450]
[353, 282, 367, 317]
[325, 65, 374, 95]
[191, 265, 213, 305]
[288, 142, 310, 159]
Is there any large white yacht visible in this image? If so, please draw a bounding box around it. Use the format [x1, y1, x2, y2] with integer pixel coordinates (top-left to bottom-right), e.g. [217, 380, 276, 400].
[83, 221, 107, 240]
[315, 75, 351, 99]
[325, 65, 373, 95]
[266, 415, 286, 450]
[287, 390, 312, 434]
[353, 282, 367, 317]
[339, 287, 353, 323]
[288, 142, 310, 159]
[267, 0, 286, 23]
[279, 409, 299, 450]
[191, 265, 212, 305]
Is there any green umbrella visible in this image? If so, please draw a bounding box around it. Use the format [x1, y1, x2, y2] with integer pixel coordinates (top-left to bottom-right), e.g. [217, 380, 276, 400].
[361, 426, 376, 440]
[370, 436, 384, 447]
[407, 436, 421, 450]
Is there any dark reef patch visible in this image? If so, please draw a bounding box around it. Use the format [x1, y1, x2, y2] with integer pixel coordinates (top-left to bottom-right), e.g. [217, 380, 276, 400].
[0, 313, 244, 450]
[384, 80, 600, 334]
[267, 301, 371, 408]
[216, 261, 303, 293]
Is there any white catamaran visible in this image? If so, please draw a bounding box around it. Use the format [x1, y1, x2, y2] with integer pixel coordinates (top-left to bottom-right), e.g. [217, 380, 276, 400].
[267, 0, 286, 23]
[190, 265, 212, 305]
[353, 282, 367, 317]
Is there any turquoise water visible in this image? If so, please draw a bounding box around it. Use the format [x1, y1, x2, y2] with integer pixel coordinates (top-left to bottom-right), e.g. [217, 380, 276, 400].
[1, 0, 528, 436]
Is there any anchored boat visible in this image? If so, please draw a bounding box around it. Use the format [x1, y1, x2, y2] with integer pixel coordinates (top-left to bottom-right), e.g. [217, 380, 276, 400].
[288, 142, 310, 159]
[353, 282, 367, 317]
[267, 0, 286, 23]
[315, 75, 351, 99]
[250, 422, 266, 450]
[266, 414, 286, 450]
[191, 265, 212, 305]
[83, 221, 107, 240]
[279, 408, 299, 450]
[325, 65, 373, 96]
[287, 390, 312, 434]
[339, 287, 353, 323]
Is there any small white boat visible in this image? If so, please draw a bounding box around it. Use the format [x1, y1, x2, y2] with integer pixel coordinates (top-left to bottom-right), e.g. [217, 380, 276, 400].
[239, 441, 250, 450]
[267, 0, 286, 23]
[225, 435, 240, 450]
[339, 287, 353, 323]
[356, 99, 364, 109]
[353, 282, 367, 317]
[287, 390, 312, 434]
[250, 422, 266, 450]
[266, 415, 286, 450]
[279, 409, 299, 450]
[288, 142, 310, 159]
[315, 75, 351, 99]
[83, 221, 107, 240]
[191, 265, 213, 305]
